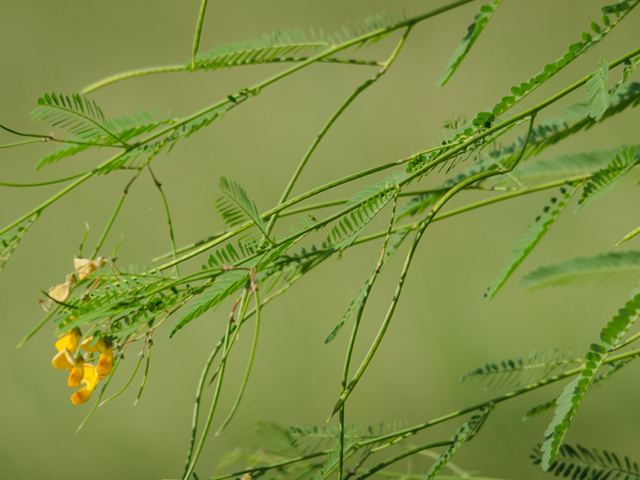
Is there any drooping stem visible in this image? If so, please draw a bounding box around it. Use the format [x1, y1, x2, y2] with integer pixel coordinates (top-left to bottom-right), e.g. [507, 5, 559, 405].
[147, 165, 179, 275]
[215, 288, 262, 435]
[264, 27, 412, 240]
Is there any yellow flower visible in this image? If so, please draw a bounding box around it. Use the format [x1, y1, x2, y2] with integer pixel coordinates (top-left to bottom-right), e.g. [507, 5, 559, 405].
[51, 348, 75, 370]
[55, 327, 81, 353]
[74, 257, 106, 281]
[96, 343, 114, 379]
[67, 356, 85, 387]
[71, 364, 99, 405]
[80, 336, 106, 353]
[43, 273, 78, 311]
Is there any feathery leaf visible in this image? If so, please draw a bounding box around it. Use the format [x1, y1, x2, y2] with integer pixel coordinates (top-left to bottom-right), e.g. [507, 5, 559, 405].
[437, 1, 501, 88]
[485, 187, 576, 300]
[586, 55, 610, 121]
[575, 145, 640, 210]
[540, 291, 640, 469]
[521, 250, 640, 290]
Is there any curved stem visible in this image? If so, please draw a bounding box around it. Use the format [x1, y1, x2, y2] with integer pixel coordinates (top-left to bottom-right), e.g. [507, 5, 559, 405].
[215, 288, 261, 435]
[264, 27, 412, 239]
[0, 171, 90, 188]
[82, 65, 188, 94]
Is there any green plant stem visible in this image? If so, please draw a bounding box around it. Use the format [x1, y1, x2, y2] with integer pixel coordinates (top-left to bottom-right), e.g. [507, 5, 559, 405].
[147, 165, 179, 275]
[154, 37, 640, 271]
[92, 193, 126, 259]
[0, 139, 41, 149]
[16, 306, 60, 348]
[362, 348, 640, 447]
[215, 288, 261, 435]
[134, 339, 153, 405]
[0, 123, 125, 148]
[0, 172, 91, 188]
[331, 167, 513, 417]
[76, 358, 121, 432]
[182, 289, 250, 479]
[332, 116, 536, 417]
[264, 27, 412, 240]
[184, 314, 233, 480]
[354, 441, 454, 480]
[339, 195, 399, 478]
[99, 352, 143, 406]
[200, 350, 640, 480]
[139, 0, 477, 147]
[192, 0, 209, 69]
[81, 59, 381, 94]
[207, 450, 331, 480]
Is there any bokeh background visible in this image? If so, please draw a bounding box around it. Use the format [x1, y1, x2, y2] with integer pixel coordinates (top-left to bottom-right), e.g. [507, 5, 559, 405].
[1, 1, 639, 479]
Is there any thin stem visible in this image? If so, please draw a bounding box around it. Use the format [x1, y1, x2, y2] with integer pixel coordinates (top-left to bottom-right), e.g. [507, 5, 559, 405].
[339, 194, 399, 478]
[354, 441, 453, 480]
[82, 65, 188, 94]
[0, 124, 125, 148]
[265, 27, 412, 239]
[76, 358, 121, 432]
[147, 165, 179, 275]
[0, 139, 41, 149]
[182, 291, 246, 477]
[0, 171, 91, 188]
[134, 338, 153, 405]
[207, 450, 331, 480]
[99, 350, 144, 406]
[191, 0, 209, 69]
[16, 306, 60, 348]
[184, 310, 234, 480]
[331, 168, 505, 417]
[140, 0, 477, 146]
[81, 59, 381, 94]
[360, 348, 640, 447]
[215, 288, 261, 435]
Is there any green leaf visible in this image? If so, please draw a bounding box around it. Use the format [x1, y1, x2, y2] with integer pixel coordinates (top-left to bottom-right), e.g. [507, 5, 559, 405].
[540, 291, 640, 469]
[167, 271, 249, 337]
[532, 443, 640, 479]
[218, 176, 271, 241]
[436, 0, 502, 88]
[586, 55, 610, 121]
[521, 250, 640, 290]
[0, 214, 38, 274]
[485, 187, 576, 300]
[460, 348, 580, 390]
[324, 229, 410, 343]
[575, 145, 640, 210]
[425, 408, 492, 479]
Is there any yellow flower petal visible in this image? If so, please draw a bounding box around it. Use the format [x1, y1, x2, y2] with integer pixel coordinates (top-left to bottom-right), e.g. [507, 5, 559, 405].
[52, 349, 74, 370]
[71, 386, 93, 405]
[80, 337, 106, 353]
[96, 344, 113, 379]
[82, 364, 99, 391]
[74, 257, 106, 281]
[48, 283, 70, 303]
[55, 328, 81, 353]
[68, 360, 84, 387]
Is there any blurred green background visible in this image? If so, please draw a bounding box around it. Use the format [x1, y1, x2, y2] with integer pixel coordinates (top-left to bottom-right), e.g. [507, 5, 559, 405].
[1, 1, 639, 479]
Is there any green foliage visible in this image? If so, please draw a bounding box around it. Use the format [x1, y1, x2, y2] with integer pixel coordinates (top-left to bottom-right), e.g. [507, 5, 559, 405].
[576, 145, 640, 210]
[485, 188, 575, 300]
[586, 55, 610, 121]
[436, 1, 501, 88]
[532, 443, 640, 479]
[325, 228, 410, 343]
[218, 176, 271, 241]
[540, 291, 640, 469]
[5, 2, 640, 479]
[460, 348, 580, 390]
[425, 409, 491, 480]
[0, 214, 38, 273]
[168, 271, 249, 338]
[521, 250, 640, 290]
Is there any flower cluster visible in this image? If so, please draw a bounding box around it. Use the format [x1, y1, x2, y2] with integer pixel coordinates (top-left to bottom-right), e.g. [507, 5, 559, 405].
[52, 328, 114, 404]
[44, 256, 110, 404]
